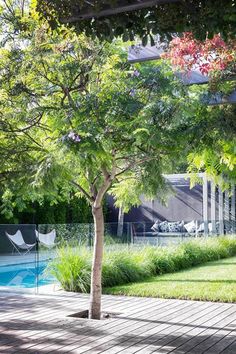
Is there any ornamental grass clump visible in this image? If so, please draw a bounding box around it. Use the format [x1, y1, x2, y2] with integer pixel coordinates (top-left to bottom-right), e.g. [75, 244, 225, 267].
[48, 236, 236, 293]
[102, 247, 154, 288]
[219, 237, 236, 256]
[146, 247, 176, 274]
[48, 246, 91, 292]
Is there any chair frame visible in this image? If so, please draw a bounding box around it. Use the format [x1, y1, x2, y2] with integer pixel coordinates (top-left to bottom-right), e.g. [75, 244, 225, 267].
[5, 231, 36, 256]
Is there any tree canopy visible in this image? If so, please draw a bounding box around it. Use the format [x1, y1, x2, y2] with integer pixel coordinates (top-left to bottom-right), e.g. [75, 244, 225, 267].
[35, 0, 236, 43]
[161, 31, 236, 187]
[1, 2, 236, 214]
[0, 20, 191, 208]
[1, 1, 236, 212]
[163, 33, 236, 76]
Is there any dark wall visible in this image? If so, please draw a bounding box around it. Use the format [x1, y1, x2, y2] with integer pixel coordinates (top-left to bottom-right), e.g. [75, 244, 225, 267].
[106, 176, 215, 223]
[0, 224, 36, 254]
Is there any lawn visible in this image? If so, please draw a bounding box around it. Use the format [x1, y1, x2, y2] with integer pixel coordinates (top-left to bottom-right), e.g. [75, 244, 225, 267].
[104, 256, 236, 303]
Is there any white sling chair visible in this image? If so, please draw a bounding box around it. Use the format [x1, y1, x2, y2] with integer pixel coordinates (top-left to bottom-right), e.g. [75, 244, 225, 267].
[36, 229, 56, 248]
[5, 230, 36, 255]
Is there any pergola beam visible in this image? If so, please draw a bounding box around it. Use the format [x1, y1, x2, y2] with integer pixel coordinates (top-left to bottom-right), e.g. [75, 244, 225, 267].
[211, 181, 216, 234]
[128, 45, 164, 63]
[205, 90, 236, 106]
[175, 71, 209, 85]
[203, 173, 208, 235]
[219, 189, 224, 235]
[61, 0, 180, 22]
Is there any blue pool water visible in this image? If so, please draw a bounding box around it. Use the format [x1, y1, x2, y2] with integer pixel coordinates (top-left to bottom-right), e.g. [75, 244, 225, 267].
[0, 261, 55, 288]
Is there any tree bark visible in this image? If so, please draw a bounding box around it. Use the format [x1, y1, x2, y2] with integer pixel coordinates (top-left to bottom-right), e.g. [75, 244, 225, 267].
[89, 204, 104, 319]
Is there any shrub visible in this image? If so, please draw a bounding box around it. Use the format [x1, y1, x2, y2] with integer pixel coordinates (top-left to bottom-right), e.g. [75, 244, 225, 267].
[47, 236, 236, 293]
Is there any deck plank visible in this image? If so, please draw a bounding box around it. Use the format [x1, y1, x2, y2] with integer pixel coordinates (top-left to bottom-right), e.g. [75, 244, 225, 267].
[118, 303, 232, 354]
[168, 305, 236, 354]
[0, 292, 235, 354]
[202, 330, 236, 354]
[221, 340, 236, 354]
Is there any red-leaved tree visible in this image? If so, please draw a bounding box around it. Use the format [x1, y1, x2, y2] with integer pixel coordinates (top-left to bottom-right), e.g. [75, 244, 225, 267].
[163, 32, 236, 77]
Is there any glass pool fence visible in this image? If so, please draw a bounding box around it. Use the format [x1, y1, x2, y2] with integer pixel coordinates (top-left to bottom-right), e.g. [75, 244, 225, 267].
[0, 220, 235, 295]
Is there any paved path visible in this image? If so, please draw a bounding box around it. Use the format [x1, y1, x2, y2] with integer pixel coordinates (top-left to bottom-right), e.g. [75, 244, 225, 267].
[0, 292, 235, 353]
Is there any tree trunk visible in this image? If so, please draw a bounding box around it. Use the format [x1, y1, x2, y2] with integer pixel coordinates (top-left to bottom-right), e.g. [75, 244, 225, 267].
[89, 205, 104, 319]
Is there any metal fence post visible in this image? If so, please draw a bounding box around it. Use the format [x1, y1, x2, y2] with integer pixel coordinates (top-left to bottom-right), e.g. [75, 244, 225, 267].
[88, 223, 92, 249]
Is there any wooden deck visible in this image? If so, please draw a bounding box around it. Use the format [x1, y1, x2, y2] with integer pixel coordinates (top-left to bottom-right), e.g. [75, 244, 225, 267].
[0, 292, 235, 353]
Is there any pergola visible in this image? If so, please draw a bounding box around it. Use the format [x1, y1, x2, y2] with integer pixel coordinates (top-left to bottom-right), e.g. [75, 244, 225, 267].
[164, 173, 236, 235]
[128, 42, 236, 104]
[201, 175, 235, 235]
[58, 0, 179, 22]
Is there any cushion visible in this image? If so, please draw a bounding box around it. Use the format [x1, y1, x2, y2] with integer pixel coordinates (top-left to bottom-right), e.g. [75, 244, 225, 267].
[168, 221, 184, 232]
[152, 220, 185, 233]
[179, 220, 185, 232]
[184, 220, 196, 233]
[159, 221, 169, 232]
[197, 222, 205, 233]
[151, 221, 160, 232]
[208, 222, 213, 233]
[197, 222, 214, 233]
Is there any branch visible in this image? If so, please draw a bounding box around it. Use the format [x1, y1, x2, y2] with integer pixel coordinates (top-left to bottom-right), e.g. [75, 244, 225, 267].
[71, 180, 94, 203]
[101, 165, 110, 180]
[0, 113, 44, 133]
[115, 154, 140, 161]
[115, 156, 156, 177]
[22, 131, 44, 148]
[39, 60, 63, 88]
[94, 163, 117, 207]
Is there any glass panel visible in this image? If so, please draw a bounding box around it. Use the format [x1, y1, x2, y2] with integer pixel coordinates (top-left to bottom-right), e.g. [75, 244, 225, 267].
[37, 223, 93, 295]
[36, 222, 133, 295]
[104, 222, 132, 245]
[0, 224, 37, 293]
[34, 220, 236, 295]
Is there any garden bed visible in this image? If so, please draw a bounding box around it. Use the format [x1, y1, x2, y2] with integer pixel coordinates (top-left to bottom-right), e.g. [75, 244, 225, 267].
[47, 236, 236, 294]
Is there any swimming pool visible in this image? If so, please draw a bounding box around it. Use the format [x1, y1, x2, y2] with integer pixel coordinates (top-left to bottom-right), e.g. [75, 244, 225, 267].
[0, 261, 56, 288]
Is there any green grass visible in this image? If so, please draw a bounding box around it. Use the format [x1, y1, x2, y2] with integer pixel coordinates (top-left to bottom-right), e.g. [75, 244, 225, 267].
[104, 256, 236, 303]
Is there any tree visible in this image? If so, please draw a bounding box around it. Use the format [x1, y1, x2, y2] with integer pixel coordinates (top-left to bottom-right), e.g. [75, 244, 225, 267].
[163, 32, 236, 186]
[36, 0, 236, 43]
[0, 3, 204, 318]
[31, 37, 190, 319]
[163, 32, 236, 79]
[187, 102, 236, 188]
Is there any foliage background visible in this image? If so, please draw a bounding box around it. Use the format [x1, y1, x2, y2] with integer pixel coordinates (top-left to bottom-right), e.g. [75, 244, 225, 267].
[0, 195, 94, 224]
[36, 0, 236, 42]
[1, 1, 236, 224]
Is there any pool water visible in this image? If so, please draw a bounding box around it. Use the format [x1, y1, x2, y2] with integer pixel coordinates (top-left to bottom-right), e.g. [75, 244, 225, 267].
[0, 261, 55, 288]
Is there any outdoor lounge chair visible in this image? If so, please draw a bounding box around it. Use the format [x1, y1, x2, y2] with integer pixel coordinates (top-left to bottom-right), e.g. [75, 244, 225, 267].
[36, 229, 56, 248]
[5, 230, 36, 255]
